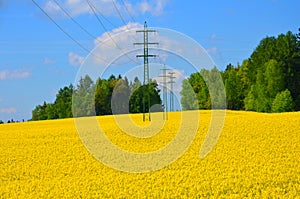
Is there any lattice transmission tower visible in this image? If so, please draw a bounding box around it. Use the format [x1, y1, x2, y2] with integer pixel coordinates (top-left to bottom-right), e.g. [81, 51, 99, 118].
[168, 71, 176, 112]
[134, 21, 158, 121]
[159, 64, 169, 120]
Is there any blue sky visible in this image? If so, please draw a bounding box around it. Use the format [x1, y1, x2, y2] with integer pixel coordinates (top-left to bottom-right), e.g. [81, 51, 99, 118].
[0, 0, 299, 121]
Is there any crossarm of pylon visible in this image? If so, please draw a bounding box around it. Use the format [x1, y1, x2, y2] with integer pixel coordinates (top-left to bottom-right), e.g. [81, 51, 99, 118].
[134, 42, 159, 45]
[136, 55, 157, 58]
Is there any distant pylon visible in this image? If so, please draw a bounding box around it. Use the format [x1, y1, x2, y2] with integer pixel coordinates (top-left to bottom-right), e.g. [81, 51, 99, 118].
[168, 71, 175, 112]
[134, 21, 158, 121]
[159, 64, 169, 120]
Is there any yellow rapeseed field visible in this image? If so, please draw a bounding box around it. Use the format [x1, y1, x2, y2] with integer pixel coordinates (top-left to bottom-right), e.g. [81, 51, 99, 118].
[0, 111, 299, 198]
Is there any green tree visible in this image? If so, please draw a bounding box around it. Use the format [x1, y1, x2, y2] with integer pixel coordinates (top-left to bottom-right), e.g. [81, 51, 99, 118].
[244, 85, 256, 111]
[72, 75, 95, 117]
[32, 101, 48, 120]
[238, 60, 251, 94]
[248, 31, 300, 110]
[129, 80, 162, 113]
[111, 79, 130, 114]
[264, 59, 284, 98]
[224, 65, 244, 110]
[254, 69, 269, 112]
[95, 79, 111, 115]
[249, 36, 276, 85]
[188, 71, 210, 109]
[95, 75, 130, 115]
[201, 67, 226, 109]
[55, 84, 73, 118]
[130, 76, 142, 94]
[271, 89, 295, 112]
[180, 78, 198, 110]
[275, 32, 300, 104]
[45, 103, 58, 120]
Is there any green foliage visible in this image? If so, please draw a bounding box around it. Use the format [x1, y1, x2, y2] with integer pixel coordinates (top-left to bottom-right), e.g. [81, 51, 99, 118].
[111, 79, 130, 114]
[182, 29, 299, 113]
[32, 102, 48, 121]
[180, 79, 198, 110]
[130, 76, 142, 94]
[248, 31, 300, 110]
[95, 79, 111, 115]
[244, 86, 256, 111]
[45, 103, 57, 120]
[72, 75, 95, 117]
[264, 59, 284, 98]
[129, 80, 163, 113]
[271, 89, 295, 113]
[187, 71, 210, 109]
[55, 85, 73, 118]
[255, 69, 269, 112]
[202, 67, 226, 109]
[224, 65, 244, 110]
[31, 75, 162, 120]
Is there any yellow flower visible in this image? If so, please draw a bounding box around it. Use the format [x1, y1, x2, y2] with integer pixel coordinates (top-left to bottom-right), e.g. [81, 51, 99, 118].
[0, 111, 299, 198]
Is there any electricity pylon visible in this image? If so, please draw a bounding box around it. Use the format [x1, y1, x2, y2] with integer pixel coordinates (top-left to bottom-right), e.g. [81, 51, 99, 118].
[159, 64, 169, 120]
[134, 21, 158, 121]
[168, 71, 176, 112]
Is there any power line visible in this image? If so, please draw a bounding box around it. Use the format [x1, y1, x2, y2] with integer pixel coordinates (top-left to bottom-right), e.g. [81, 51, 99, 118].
[88, 0, 118, 29]
[111, 0, 127, 26]
[32, 0, 115, 65]
[89, 0, 140, 62]
[87, 0, 140, 65]
[87, 0, 110, 35]
[33, 0, 142, 66]
[53, 0, 119, 51]
[110, 0, 139, 43]
[53, 0, 99, 40]
[32, 0, 88, 53]
[54, 0, 136, 59]
[119, 0, 136, 22]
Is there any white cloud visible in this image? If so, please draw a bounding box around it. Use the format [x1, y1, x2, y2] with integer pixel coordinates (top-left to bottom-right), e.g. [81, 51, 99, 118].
[69, 52, 84, 66]
[91, 22, 143, 66]
[94, 22, 142, 45]
[0, 107, 16, 114]
[44, 1, 62, 17]
[210, 34, 217, 41]
[137, 0, 168, 16]
[207, 46, 218, 54]
[44, 0, 94, 18]
[43, 0, 168, 18]
[91, 22, 195, 68]
[0, 69, 30, 80]
[88, 21, 210, 69]
[43, 57, 55, 65]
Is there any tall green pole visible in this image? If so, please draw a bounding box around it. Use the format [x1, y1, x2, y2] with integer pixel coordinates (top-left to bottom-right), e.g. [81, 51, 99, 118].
[168, 72, 175, 112]
[160, 64, 169, 120]
[134, 21, 158, 121]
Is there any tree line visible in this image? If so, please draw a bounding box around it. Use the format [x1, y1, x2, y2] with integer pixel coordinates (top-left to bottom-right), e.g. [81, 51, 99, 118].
[30, 29, 299, 121]
[31, 75, 162, 120]
[181, 30, 300, 112]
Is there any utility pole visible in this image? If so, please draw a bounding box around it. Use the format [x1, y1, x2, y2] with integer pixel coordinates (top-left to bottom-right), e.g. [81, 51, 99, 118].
[159, 64, 169, 120]
[134, 21, 158, 121]
[168, 71, 176, 112]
